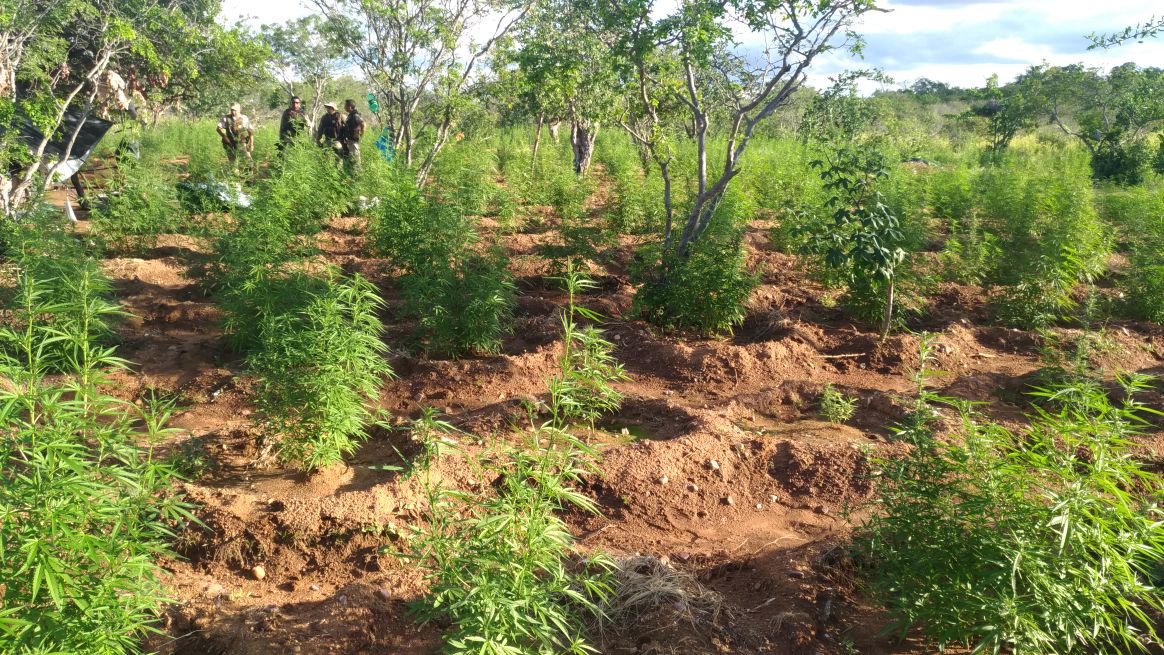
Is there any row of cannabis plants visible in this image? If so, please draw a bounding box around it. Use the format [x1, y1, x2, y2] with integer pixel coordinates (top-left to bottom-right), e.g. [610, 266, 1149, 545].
[194, 142, 392, 472]
[0, 207, 190, 654]
[857, 337, 1164, 654]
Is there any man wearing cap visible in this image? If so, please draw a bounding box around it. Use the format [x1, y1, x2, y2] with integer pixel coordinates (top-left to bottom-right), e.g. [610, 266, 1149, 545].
[314, 101, 342, 154]
[217, 102, 254, 165]
[278, 96, 308, 151]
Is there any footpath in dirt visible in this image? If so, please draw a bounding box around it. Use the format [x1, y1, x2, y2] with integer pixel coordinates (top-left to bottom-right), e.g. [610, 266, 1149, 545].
[86, 209, 1164, 655]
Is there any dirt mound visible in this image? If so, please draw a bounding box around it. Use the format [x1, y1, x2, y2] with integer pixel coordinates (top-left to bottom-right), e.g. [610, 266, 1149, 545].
[768, 440, 872, 504]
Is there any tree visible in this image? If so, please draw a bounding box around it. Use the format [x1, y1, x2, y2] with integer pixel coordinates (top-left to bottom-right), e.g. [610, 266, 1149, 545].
[594, 0, 881, 265]
[965, 74, 1039, 152]
[0, 0, 268, 211]
[1088, 15, 1163, 48]
[504, 0, 620, 174]
[1020, 63, 1164, 183]
[261, 17, 342, 125]
[312, 0, 532, 185]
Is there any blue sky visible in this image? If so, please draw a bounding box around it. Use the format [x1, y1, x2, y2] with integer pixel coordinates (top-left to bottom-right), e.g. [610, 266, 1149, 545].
[221, 0, 1164, 89]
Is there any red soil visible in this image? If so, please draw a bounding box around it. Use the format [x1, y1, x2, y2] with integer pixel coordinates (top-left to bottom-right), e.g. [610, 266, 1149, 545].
[80, 212, 1164, 655]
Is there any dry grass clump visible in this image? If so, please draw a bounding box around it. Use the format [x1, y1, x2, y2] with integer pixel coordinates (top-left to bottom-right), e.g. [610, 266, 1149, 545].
[597, 555, 726, 651]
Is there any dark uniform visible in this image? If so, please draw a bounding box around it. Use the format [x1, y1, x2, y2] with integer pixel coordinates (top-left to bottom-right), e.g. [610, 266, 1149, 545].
[315, 111, 342, 151]
[278, 107, 308, 148]
[340, 107, 365, 171]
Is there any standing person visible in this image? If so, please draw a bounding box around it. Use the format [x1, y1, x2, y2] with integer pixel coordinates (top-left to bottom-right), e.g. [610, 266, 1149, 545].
[314, 101, 342, 155]
[216, 102, 253, 166]
[340, 98, 365, 172]
[278, 96, 308, 151]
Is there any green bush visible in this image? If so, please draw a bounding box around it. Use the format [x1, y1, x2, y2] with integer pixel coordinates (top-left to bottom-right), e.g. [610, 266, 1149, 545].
[370, 184, 515, 356]
[595, 133, 665, 235]
[250, 139, 349, 236]
[800, 147, 909, 334]
[0, 252, 188, 655]
[860, 376, 1164, 654]
[403, 242, 515, 356]
[430, 140, 502, 216]
[1, 208, 123, 374]
[633, 217, 756, 335]
[1100, 186, 1164, 322]
[1091, 139, 1150, 186]
[975, 153, 1108, 327]
[245, 271, 391, 470]
[90, 160, 184, 253]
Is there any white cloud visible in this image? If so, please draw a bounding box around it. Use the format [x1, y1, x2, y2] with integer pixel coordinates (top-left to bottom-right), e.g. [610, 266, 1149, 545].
[221, 0, 1164, 90]
[972, 38, 1055, 63]
[220, 0, 311, 27]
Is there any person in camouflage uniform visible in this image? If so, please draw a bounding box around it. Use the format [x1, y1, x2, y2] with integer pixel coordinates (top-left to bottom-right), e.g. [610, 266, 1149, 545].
[339, 99, 365, 173]
[217, 102, 254, 165]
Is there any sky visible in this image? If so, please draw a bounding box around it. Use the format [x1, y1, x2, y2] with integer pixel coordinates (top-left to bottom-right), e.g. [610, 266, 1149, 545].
[220, 0, 1164, 90]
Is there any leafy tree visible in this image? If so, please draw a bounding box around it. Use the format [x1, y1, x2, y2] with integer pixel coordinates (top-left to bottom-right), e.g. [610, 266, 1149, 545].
[311, 0, 532, 185]
[590, 0, 881, 308]
[802, 146, 905, 336]
[260, 17, 343, 125]
[0, 0, 268, 211]
[503, 0, 620, 173]
[966, 73, 1039, 152]
[1019, 63, 1164, 184]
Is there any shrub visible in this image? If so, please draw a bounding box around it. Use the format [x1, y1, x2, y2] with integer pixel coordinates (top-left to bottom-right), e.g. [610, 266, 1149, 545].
[800, 146, 908, 335]
[249, 139, 349, 236]
[859, 375, 1164, 654]
[818, 384, 856, 424]
[1101, 186, 1164, 322]
[0, 259, 188, 655]
[1091, 139, 1150, 186]
[1153, 134, 1164, 177]
[975, 154, 1108, 328]
[403, 243, 515, 356]
[90, 159, 184, 253]
[245, 271, 391, 470]
[200, 218, 314, 301]
[430, 140, 501, 216]
[370, 182, 515, 356]
[632, 218, 756, 335]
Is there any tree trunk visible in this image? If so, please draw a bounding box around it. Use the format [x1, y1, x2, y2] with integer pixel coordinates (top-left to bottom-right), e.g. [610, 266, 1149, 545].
[531, 112, 544, 172]
[549, 120, 561, 142]
[571, 121, 597, 175]
[880, 277, 895, 338]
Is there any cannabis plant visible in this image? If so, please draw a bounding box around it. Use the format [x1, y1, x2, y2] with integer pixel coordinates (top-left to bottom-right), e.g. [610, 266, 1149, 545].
[406, 426, 614, 655]
[0, 265, 189, 655]
[90, 159, 184, 254]
[548, 263, 627, 427]
[370, 182, 515, 357]
[1, 210, 124, 374]
[818, 384, 856, 424]
[859, 375, 1164, 654]
[246, 272, 392, 471]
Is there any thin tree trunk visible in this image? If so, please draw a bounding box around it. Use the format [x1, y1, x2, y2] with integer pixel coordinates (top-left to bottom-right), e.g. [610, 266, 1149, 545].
[531, 112, 544, 173]
[880, 277, 895, 338]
